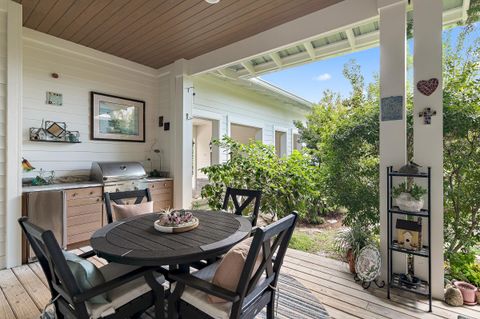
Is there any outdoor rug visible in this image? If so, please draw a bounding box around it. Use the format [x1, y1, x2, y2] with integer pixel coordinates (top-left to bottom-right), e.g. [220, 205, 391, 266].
[256, 274, 330, 319]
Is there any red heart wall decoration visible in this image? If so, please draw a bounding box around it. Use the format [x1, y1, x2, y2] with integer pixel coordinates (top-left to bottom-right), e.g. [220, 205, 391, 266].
[417, 78, 439, 96]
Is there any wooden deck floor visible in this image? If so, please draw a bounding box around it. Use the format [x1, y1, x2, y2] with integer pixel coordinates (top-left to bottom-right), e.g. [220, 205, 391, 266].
[0, 247, 479, 319]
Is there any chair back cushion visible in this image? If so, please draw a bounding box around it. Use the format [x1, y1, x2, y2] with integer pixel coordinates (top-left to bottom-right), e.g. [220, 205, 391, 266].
[208, 237, 262, 303]
[112, 201, 154, 221]
[63, 251, 109, 304]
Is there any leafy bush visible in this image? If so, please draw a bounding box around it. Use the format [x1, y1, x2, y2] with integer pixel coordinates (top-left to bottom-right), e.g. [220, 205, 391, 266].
[445, 251, 480, 287]
[200, 137, 327, 223]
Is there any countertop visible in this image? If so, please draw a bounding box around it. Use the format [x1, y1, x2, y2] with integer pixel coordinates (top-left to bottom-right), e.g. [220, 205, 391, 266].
[22, 177, 173, 193]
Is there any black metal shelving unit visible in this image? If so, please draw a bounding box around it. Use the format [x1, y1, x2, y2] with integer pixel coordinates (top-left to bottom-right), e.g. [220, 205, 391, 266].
[387, 166, 432, 312]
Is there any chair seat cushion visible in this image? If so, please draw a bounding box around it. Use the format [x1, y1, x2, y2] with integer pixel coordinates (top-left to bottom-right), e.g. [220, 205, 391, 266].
[87, 263, 165, 319]
[112, 201, 154, 221]
[173, 261, 267, 319]
[173, 262, 232, 319]
[63, 251, 108, 304]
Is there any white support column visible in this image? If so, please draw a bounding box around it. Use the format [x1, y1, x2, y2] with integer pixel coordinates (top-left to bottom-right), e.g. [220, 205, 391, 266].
[5, 0, 23, 268]
[378, 0, 407, 281]
[172, 59, 193, 209]
[413, 0, 444, 299]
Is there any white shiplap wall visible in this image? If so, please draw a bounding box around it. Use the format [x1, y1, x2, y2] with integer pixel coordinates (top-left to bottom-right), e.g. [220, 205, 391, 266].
[22, 30, 162, 178]
[0, 3, 7, 268]
[191, 75, 307, 162]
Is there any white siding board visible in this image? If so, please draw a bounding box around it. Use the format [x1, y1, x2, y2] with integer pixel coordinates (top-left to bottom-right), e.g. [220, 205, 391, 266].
[0, 7, 5, 268]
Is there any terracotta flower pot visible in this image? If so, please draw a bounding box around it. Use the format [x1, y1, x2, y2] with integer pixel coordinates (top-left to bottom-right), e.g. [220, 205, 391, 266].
[347, 249, 356, 274]
[453, 281, 477, 306]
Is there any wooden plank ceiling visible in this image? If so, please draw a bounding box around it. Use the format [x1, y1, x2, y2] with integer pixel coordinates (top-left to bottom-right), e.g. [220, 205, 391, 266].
[15, 0, 343, 69]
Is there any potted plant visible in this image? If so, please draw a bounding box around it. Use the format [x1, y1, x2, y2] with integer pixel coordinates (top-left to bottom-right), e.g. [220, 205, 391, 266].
[393, 181, 427, 212]
[334, 225, 373, 273]
[453, 281, 477, 305]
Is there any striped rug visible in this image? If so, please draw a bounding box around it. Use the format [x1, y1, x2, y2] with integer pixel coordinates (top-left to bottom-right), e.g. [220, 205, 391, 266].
[257, 274, 330, 319]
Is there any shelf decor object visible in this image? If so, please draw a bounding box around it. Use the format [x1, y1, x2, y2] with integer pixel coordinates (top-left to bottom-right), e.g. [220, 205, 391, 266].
[91, 92, 145, 142]
[387, 166, 432, 312]
[30, 119, 81, 143]
[354, 245, 385, 289]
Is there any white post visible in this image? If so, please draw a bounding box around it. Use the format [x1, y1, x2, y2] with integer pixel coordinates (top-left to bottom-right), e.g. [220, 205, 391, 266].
[413, 0, 444, 299]
[172, 59, 193, 209]
[378, 0, 407, 281]
[5, 0, 23, 268]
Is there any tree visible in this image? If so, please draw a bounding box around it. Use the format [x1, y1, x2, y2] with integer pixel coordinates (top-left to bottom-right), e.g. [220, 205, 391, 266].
[295, 62, 382, 229]
[443, 26, 480, 253]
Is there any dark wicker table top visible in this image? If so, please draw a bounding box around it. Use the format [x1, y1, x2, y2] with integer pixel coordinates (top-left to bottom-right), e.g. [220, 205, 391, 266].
[90, 210, 252, 266]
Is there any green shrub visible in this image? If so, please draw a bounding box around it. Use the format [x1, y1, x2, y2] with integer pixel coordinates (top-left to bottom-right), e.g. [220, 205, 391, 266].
[200, 137, 328, 223]
[445, 251, 480, 287]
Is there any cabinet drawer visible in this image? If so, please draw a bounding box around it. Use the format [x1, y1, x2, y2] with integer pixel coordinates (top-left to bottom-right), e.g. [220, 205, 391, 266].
[68, 213, 102, 227]
[151, 193, 172, 202]
[68, 221, 102, 236]
[68, 231, 96, 245]
[67, 197, 102, 207]
[67, 202, 103, 217]
[66, 187, 102, 200]
[148, 181, 173, 194]
[154, 200, 173, 211]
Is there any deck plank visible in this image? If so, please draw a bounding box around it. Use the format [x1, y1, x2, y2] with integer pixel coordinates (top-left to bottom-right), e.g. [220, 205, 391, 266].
[28, 263, 48, 287]
[0, 288, 15, 319]
[12, 265, 51, 311]
[0, 269, 40, 319]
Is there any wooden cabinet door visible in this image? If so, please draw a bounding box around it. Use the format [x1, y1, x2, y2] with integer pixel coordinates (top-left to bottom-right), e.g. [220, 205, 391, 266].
[66, 187, 103, 247]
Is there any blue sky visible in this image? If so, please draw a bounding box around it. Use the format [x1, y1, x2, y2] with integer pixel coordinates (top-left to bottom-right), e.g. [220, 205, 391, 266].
[261, 24, 477, 103]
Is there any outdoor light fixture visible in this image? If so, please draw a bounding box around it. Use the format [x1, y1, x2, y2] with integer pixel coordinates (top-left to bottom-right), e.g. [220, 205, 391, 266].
[205, 0, 220, 4]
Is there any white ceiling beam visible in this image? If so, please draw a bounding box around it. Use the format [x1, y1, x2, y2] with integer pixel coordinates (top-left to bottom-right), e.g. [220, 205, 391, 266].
[270, 52, 283, 67]
[345, 29, 356, 49]
[303, 41, 316, 60]
[241, 61, 257, 76]
[217, 68, 239, 79]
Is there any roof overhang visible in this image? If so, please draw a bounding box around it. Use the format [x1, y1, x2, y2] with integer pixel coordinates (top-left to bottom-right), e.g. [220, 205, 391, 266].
[207, 0, 470, 79]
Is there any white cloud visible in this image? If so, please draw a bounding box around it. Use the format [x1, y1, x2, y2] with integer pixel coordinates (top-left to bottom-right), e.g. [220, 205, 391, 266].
[314, 73, 332, 81]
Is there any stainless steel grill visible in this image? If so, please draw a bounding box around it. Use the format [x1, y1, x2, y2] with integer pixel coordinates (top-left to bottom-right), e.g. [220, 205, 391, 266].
[90, 161, 148, 193]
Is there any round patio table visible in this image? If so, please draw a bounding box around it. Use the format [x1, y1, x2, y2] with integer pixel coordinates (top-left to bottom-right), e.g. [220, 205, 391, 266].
[90, 210, 252, 267]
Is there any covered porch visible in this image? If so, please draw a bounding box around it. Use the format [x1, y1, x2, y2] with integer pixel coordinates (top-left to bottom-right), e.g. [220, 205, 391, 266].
[0, 0, 474, 318]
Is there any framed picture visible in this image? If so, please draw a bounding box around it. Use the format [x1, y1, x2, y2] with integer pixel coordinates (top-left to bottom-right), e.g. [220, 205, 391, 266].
[91, 92, 145, 142]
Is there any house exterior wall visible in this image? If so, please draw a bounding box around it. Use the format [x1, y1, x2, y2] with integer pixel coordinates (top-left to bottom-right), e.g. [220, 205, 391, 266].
[21, 29, 162, 178]
[191, 75, 307, 163]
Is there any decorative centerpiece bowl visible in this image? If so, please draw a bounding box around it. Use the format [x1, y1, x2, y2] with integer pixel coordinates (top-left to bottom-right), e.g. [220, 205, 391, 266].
[154, 209, 199, 233]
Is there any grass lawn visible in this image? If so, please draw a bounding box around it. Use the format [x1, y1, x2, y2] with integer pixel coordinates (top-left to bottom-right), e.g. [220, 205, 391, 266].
[289, 228, 340, 259]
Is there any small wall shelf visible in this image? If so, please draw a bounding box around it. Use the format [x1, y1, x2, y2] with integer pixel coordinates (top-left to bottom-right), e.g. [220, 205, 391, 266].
[387, 166, 432, 312]
[29, 138, 81, 144]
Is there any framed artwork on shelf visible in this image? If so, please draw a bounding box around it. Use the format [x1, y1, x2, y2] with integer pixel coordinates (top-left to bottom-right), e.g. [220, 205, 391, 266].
[91, 92, 145, 142]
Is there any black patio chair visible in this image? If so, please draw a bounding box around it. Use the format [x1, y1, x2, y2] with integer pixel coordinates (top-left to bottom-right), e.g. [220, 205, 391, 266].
[18, 216, 167, 319]
[167, 211, 298, 319]
[104, 188, 153, 224]
[222, 187, 262, 226]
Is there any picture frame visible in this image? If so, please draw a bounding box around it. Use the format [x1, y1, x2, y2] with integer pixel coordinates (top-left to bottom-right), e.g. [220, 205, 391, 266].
[91, 92, 145, 142]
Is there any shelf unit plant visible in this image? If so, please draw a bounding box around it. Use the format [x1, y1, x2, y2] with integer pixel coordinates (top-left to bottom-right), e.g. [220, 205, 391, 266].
[387, 166, 432, 312]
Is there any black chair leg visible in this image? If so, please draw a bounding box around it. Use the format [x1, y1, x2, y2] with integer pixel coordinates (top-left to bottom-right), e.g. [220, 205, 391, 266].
[267, 291, 275, 319]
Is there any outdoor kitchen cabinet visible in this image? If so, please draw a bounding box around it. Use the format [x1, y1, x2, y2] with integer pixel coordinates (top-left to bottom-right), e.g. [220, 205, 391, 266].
[148, 180, 174, 211]
[66, 186, 103, 247]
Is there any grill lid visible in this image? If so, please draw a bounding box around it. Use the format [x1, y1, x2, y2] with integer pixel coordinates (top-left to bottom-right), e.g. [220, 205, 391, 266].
[91, 161, 147, 182]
